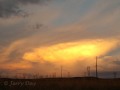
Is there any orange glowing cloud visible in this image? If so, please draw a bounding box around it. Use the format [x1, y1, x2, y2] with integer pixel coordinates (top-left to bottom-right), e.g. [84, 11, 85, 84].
[23, 39, 119, 63]
[0, 61, 32, 70]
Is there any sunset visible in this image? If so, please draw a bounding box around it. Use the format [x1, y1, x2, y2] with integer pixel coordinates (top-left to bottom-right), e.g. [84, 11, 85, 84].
[23, 39, 118, 62]
[0, 0, 120, 89]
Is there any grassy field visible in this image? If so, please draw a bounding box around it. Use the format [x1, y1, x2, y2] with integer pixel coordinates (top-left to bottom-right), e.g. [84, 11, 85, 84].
[0, 77, 120, 90]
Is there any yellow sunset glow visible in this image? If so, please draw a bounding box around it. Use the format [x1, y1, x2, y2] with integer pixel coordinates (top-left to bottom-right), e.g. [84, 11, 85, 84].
[23, 39, 118, 63]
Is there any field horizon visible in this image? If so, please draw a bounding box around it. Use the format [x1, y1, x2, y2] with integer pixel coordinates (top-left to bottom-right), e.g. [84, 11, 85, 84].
[0, 77, 120, 90]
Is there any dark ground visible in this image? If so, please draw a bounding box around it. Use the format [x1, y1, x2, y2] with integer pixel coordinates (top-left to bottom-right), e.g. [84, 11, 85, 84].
[0, 77, 120, 90]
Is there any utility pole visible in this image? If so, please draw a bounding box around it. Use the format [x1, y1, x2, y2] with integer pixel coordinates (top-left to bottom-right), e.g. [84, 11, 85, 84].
[68, 72, 70, 78]
[87, 66, 90, 77]
[61, 66, 63, 78]
[96, 56, 98, 78]
[113, 72, 117, 79]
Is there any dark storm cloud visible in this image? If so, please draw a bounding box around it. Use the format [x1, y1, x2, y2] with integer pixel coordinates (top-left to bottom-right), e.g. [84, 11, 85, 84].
[0, 0, 19, 17]
[0, 0, 49, 17]
[18, 0, 42, 4]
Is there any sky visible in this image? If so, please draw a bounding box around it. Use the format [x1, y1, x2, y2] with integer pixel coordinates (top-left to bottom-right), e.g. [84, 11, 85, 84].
[0, 0, 120, 78]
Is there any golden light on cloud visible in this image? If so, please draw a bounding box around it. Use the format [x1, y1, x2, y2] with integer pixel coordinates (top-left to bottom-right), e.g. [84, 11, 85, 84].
[23, 39, 119, 63]
[0, 61, 31, 70]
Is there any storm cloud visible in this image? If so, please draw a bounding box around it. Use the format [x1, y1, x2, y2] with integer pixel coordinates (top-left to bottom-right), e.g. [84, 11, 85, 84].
[0, 0, 49, 17]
